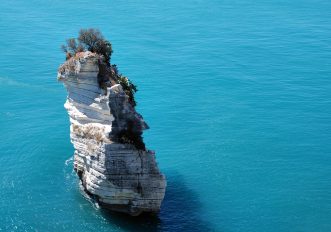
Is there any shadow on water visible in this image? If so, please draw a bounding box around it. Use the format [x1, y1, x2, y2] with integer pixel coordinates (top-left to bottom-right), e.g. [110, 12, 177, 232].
[99, 172, 214, 232]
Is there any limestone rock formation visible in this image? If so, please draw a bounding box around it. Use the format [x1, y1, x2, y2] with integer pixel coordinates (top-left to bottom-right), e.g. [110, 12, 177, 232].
[57, 51, 166, 216]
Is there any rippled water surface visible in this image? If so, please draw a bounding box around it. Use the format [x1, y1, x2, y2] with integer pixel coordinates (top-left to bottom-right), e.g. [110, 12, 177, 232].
[1, 0, 331, 231]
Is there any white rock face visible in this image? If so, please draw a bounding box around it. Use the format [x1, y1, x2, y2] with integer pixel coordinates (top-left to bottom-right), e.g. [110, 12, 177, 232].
[58, 51, 166, 215]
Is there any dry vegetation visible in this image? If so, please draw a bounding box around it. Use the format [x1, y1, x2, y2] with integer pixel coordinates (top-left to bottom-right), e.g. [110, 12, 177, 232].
[58, 58, 78, 75]
[72, 124, 107, 143]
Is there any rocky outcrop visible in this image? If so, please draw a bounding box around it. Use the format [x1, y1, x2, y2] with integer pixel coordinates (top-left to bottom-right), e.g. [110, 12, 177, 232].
[57, 51, 166, 216]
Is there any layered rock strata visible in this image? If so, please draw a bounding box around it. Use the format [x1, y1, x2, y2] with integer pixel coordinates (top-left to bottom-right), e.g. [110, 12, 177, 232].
[57, 51, 166, 216]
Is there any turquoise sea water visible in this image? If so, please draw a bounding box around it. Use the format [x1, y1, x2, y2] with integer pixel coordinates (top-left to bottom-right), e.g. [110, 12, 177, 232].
[1, 0, 331, 231]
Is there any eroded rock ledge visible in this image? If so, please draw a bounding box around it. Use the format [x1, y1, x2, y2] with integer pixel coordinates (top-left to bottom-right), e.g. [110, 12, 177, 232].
[58, 51, 166, 216]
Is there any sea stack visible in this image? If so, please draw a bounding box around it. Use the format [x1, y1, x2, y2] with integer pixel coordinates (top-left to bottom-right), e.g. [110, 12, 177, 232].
[57, 50, 166, 216]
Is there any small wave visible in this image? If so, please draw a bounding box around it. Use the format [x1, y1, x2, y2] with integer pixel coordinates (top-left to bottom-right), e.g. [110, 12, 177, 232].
[0, 112, 16, 118]
[0, 76, 61, 93]
[0, 76, 37, 88]
[79, 182, 100, 210]
[65, 156, 74, 166]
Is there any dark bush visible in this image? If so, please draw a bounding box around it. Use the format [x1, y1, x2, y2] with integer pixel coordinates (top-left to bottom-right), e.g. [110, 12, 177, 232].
[77, 28, 103, 51]
[78, 28, 113, 64]
[61, 28, 113, 64]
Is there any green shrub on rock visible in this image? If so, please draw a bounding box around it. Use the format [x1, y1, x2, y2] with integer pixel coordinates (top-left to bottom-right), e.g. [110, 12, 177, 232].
[61, 28, 112, 64]
[117, 75, 138, 107]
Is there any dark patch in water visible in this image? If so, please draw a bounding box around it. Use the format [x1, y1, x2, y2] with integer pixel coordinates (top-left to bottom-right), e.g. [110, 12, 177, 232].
[99, 172, 215, 231]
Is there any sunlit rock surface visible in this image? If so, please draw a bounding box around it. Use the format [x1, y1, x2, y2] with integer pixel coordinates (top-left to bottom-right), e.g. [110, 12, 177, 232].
[58, 51, 166, 216]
